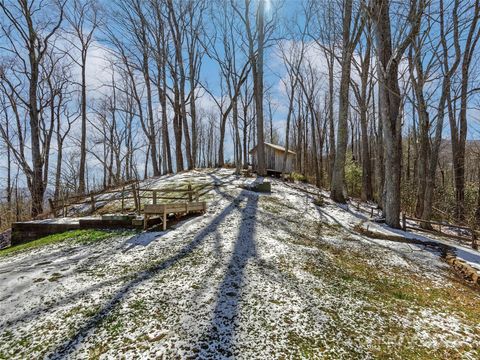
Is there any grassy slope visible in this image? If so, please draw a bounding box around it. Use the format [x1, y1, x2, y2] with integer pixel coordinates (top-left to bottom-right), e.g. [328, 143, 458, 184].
[1, 173, 479, 359]
[263, 195, 480, 359]
[0, 230, 129, 258]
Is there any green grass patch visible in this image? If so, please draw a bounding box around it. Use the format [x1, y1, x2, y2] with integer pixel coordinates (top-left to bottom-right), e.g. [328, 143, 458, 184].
[64, 304, 101, 320]
[304, 241, 480, 340]
[0, 229, 131, 257]
[260, 196, 297, 215]
[128, 299, 147, 312]
[48, 272, 64, 282]
[286, 331, 321, 357]
[287, 226, 480, 358]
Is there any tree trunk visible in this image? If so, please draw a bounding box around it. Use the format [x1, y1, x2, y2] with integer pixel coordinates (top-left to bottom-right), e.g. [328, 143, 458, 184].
[218, 112, 228, 167]
[78, 50, 87, 194]
[360, 108, 373, 201]
[233, 97, 242, 174]
[282, 83, 296, 176]
[448, 0, 479, 221]
[6, 115, 11, 205]
[189, 76, 197, 169]
[159, 60, 173, 174]
[28, 41, 45, 216]
[373, 88, 384, 206]
[331, 0, 355, 203]
[252, 0, 266, 176]
[373, 0, 404, 228]
[327, 53, 335, 185]
[311, 110, 320, 187]
[144, 62, 160, 176]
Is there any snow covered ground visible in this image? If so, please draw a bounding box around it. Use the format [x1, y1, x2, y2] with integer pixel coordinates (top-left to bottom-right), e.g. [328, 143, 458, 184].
[0, 169, 479, 359]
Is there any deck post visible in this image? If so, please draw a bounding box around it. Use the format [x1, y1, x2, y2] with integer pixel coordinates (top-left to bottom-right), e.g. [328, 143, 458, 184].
[132, 184, 139, 214]
[163, 206, 167, 231]
[49, 198, 56, 218]
[402, 212, 407, 231]
[121, 187, 125, 214]
[472, 232, 478, 250]
[136, 187, 141, 215]
[153, 190, 157, 205]
[91, 195, 95, 214]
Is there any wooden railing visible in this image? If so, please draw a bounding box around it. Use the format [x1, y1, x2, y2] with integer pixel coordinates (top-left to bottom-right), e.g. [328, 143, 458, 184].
[350, 200, 382, 218]
[350, 199, 478, 250]
[48, 179, 138, 216]
[49, 181, 215, 217]
[401, 213, 478, 250]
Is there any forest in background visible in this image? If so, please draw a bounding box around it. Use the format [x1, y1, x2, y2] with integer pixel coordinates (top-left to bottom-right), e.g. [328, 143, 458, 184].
[1, 0, 480, 231]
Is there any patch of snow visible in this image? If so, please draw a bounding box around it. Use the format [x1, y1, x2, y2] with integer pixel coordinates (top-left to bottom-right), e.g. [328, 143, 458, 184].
[0, 169, 479, 358]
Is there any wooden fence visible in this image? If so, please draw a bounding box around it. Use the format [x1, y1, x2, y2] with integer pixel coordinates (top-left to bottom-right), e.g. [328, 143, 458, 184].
[350, 199, 478, 250]
[49, 181, 215, 217]
[401, 213, 478, 250]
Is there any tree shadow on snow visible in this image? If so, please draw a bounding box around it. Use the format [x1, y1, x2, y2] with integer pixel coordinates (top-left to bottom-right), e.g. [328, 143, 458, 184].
[195, 192, 258, 358]
[46, 188, 254, 359]
[122, 231, 164, 251]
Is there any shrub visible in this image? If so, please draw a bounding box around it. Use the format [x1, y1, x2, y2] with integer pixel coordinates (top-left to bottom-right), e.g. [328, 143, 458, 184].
[313, 197, 324, 207]
[345, 153, 362, 197]
[291, 172, 307, 182]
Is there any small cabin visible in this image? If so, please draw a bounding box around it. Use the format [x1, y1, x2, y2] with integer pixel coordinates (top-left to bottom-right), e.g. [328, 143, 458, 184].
[249, 142, 296, 175]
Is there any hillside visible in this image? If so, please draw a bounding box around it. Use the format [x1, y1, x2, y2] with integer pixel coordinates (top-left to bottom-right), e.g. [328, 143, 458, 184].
[0, 169, 479, 359]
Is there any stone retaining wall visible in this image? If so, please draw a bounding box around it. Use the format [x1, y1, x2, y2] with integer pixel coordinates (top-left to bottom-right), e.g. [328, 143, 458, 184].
[0, 229, 11, 249]
[11, 222, 80, 246]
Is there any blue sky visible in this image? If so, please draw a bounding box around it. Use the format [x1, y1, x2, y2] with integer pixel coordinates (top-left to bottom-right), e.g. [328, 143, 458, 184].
[1, 0, 480, 191]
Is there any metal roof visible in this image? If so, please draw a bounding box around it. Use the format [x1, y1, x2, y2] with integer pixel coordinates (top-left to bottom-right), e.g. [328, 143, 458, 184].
[249, 142, 296, 155]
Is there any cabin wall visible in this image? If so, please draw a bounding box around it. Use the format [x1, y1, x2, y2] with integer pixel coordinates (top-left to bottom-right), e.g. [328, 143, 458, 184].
[273, 150, 295, 173]
[270, 148, 295, 172]
[250, 146, 296, 173]
[274, 150, 283, 172]
[266, 146, 275, 170]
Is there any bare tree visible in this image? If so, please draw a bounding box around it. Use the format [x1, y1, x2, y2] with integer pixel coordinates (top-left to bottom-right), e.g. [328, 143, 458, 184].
[447, 0, 480, 221]
[298, 60, 323, 186]
[351, 22, 374, 201]
[203, 0, 251, 172]
[109, 0, 163, 176]
[234, 0, 268, 175]
[44, 50, 77, 202]
[330, 0, 364, 203]
[65, 0, 99, 193]
[149, 0, 173, 174]
[308, 0, 339, 186]
[277, 33, 306, 177]
[371, 0, 424, 228]
[166, 0, 193, 170]
[0, 94, 12, 207]
[0, 0, 65, 216]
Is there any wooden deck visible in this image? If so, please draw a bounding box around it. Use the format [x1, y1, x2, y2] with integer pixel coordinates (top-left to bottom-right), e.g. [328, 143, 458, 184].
[143, 202, 207, 230]
[10, 187, 209, 248]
